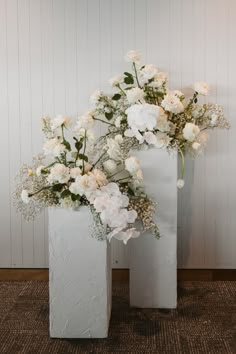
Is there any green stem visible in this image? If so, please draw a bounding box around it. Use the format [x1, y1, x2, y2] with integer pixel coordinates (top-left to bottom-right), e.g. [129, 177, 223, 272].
[92, 150, 107, 169]
[29, 185, 52, 197]
[82, 130, 87, 174]
[115, 176, 130, 183]
[117, 84, 126, 96]
[133, 62, 141, 88]
[93, 117, 115, 126]
[179, 148, 185, 179]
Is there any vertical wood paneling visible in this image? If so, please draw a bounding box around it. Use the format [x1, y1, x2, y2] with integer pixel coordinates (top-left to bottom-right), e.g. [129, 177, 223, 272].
[0, 0, 236, 268]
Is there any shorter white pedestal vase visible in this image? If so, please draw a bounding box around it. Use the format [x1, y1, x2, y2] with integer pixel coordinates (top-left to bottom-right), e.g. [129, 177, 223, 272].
[48, 207, 112, 338]
[129, 149, 177, 309]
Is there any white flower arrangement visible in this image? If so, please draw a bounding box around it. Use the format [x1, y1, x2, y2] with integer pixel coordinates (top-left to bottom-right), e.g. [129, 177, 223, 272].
[14, 113, 159, 244]
[14, 49, 229, 244]
[90, 50, 229, 187]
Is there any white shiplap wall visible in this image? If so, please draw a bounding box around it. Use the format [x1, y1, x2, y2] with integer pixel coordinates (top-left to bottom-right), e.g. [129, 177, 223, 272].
[0, 0, 235, 268]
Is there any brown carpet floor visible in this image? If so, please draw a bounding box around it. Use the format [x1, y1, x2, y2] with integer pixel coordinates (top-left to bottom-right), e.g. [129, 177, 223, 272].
[0, 281, 235, 354]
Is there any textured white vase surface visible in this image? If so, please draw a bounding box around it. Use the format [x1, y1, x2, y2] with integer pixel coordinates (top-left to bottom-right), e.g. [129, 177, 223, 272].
[48, 207, 112, 338]
[129, 148, 177, 309]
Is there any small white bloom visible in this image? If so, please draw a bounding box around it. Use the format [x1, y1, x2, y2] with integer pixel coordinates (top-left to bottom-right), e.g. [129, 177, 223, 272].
[47, 164, 70, 184]
[125, 156, 141, 174]
[43, 138, 66, 157]
[51, 115, 71, 130]
[143, 131, 158, 146]
[70, 167, 82, 179]
[115, 116, 122, 128]
[173, 90, 184, 98]
[36, 165, 45, 177]
[161, 92, 184, 114]
[103, 160, 117, 174]
[114, 134, 123, 144]
[125, 50, 141, 63]
[194, 81, 210, 95]
[192, 142, 201, 151]
[183, 123, 200, 142]
[177, 179, 185, 189]
[69, 174, 98, 198]
[126, 87, 145, 104]
[109, 75, 123, 87]
[76, 112, 94, 130]
[21, 189, 30, 204]
[210, 113, 219, 126]
[89, 90, 102, 105]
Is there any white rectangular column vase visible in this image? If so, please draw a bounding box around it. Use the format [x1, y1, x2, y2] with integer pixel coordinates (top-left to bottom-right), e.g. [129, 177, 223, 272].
[48, 207, 112, 338]
[129, 149, 177, 309]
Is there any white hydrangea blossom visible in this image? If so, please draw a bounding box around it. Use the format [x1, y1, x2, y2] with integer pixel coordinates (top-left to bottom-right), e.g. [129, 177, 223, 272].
[126, 103, 160, 132]
[51, 115, 71, 130]
[103, 159, 117, 174]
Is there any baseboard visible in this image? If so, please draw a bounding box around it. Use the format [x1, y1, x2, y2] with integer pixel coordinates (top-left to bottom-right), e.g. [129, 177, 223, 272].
[0, 269, 235, 281]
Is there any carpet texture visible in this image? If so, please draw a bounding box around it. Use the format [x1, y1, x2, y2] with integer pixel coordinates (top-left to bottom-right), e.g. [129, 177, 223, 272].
[0, 281, 235, 353]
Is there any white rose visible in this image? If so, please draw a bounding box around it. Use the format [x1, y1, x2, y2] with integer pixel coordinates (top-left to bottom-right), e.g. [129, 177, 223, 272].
[126, 103, 160, 132]
[125, 156, 141, 174]
[69, 174, 98, 197]
[70, 167, 82, 179]
[109, 75, 123, 87]
[183, 123, 200, 142]
[103, 160, 117, 174]
[141, 64, 158, 80]
[194, 81, 210, 95]
[47, 164, 70, 184]
[143, 131, 158, 146]
[90, 169, 107, 187]
[161, 92, 184, 114]
[21, 189, 30, 204]
[51, 115, 71, 130]
[89, 90, 102, 105]
[149, 72, 168, 88]
[43, 138, 66, 157]
[155, 132, 172, 148]
[126, 87, 145, 104]
[177, 179, 185, 189]
[76, 111, 94, 130]
[125, 50, 141, 63]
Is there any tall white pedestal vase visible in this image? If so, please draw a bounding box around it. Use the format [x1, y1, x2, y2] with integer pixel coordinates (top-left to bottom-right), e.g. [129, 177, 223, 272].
[129, 149, 177, 309]
[48, 207, 112, 338]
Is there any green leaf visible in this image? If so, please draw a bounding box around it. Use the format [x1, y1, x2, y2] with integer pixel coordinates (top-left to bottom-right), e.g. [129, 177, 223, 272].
[112, 93, 121, 101]
[52, 184, 64, 192]
[105, 112, 113, 120]
[124, 71, 133, 77]
[75, 141, 83, 152]
[127, 187, 135, 196]
[63, 140, 71, 151]
[78, 154, 88, 162]
[71, 194, 81, 202]
[60, 189, 71, 198]
[194, 98, 198, 103]
[124, 76, 134, 85]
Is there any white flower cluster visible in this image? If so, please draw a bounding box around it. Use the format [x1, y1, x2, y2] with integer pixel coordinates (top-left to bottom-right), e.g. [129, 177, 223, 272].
[91, 183, 139, 244]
